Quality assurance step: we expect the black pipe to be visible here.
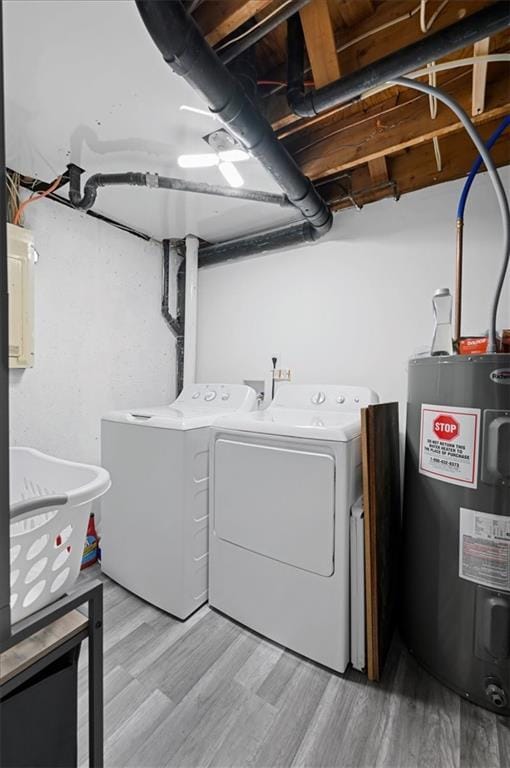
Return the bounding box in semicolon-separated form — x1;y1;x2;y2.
226;35;259;104
10;168;153;241
287;3;510;117
136;0;332;240
162;240;186;394
68;164;292;211
218;0;311;65
198;220;316;266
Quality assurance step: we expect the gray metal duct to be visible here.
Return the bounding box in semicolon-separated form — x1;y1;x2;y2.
198;220;316;267
68;165;293;211
136;0;332;263
287;3;510;117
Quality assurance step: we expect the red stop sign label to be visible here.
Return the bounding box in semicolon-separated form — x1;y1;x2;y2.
433;414;459;441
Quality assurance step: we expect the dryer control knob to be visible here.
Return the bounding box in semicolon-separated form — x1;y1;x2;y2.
337;395;346;404
204;391;217;401
311;391;326;405
192;392;200;399
221;393;230;401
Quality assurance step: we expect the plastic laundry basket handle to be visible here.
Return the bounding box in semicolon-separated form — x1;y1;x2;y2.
10;494;69;519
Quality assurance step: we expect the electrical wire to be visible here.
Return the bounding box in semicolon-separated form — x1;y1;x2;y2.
362;54;510;100
428;61;443;172
215;0;296;53
392;77;510;353
337;4;421;55
419;1;450;173
420;0;449;34
13;175;63;226
258;79;315;87
6;171;21;224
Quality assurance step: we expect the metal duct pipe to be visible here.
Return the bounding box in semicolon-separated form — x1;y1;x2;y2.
162;240;186;394
136;0;332;239
217;0;311;65
287;3;510;117
68;165;292;211
198;220;316;266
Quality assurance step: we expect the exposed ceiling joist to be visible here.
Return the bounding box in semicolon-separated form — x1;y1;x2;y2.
194;0;273;45
333;0;374;29
289;66;510;180
264;0;494;131
368;156;390;186
299;0;341;87
326;117;510;212
472;37;491;116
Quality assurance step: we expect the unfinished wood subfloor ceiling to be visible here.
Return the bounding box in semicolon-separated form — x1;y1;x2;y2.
192;0;510;211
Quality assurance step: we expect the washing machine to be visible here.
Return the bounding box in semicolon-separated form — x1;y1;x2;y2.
209;383;378;672
100;383;256;619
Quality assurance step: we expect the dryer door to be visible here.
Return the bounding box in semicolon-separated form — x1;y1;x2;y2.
213;437;335;576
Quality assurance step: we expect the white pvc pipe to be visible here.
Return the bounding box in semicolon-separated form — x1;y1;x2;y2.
183;234;199;386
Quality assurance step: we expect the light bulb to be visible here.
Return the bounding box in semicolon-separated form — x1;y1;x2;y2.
177;154;219;168
218;162;244;188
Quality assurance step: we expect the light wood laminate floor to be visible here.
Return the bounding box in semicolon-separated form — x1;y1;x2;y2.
77;567;509;768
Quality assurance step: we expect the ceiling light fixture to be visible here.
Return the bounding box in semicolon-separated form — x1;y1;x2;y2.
177;153;220;168
218;149;249;163
177;127;249;187
179;104;216;119
218;162;244;188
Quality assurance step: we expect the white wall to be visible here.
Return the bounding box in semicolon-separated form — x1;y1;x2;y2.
9;199;175;465
196;169;510;425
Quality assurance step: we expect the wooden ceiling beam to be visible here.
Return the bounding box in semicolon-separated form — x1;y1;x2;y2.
368;157;390;186
290;67;510;181
472;37;491;116
194;0;274;46
333;0;374;29
299;0;341;87
326;120;510;212
264;0;494;132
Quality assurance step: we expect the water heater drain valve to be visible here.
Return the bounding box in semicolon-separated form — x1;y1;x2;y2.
485;678;507;709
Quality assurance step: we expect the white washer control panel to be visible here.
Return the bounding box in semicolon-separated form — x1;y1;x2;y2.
176;383;257;410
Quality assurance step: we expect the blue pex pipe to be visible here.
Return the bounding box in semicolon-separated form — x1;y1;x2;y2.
457;115;510;221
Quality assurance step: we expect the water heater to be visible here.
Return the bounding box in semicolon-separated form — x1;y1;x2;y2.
403;354;510;713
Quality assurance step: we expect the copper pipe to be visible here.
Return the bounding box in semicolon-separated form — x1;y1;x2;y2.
454;218;464;347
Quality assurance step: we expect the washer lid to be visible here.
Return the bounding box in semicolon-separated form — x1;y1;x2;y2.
102;383;257;430
213;384;379;442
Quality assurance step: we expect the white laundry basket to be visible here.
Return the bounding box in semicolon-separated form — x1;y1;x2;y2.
9;447;111;625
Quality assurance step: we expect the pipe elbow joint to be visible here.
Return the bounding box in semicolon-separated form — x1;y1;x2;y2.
286;91;317;119
70;180;98;211
311;210;333;239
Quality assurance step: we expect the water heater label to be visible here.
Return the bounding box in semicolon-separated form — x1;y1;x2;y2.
419;404;480;488
490;369;510;385
459;507;510;592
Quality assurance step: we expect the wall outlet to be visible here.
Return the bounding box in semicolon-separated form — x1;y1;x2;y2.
274;368;291;381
